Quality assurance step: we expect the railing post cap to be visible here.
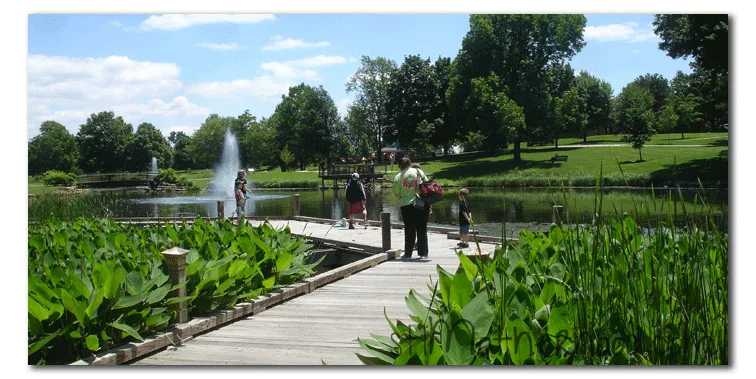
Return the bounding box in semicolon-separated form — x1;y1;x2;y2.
161;247;189;257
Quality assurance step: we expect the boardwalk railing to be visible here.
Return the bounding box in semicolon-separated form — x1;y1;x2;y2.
318;162;390;187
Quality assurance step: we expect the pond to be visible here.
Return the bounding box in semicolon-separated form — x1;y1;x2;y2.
109;186;728;235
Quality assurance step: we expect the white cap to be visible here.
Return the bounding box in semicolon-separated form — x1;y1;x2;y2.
352;173;359;179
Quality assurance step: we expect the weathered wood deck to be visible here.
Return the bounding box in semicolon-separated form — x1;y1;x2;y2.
133;219;500;365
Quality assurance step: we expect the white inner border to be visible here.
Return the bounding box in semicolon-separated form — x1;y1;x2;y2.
24;9;744;376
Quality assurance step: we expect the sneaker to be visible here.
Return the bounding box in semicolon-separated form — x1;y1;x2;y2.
399;254;413;260
418;255;428;259
364;224;368;229
349;225;355;229
459;243;469;248
457;241;465;246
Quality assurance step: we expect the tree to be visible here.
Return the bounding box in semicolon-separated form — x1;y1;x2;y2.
469;73;526;153
448;14;586;164
28;121;80;175
168;131;194;170
343;103;373;157
630;73;670;115
654;15;728;131
242;117;278;169
430;57;456;154
233;109;256;167
656;104;679;142
575;72;613;139
279;144;295;172
271;84;340;170
554;87;584;148
191;114;235;169
126;123;172;172
615;85;656;161
346;56;398;161
653;14;728;74
77;111;133;173
385;55;439;149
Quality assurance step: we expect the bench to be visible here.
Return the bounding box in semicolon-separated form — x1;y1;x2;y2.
550;155;568;163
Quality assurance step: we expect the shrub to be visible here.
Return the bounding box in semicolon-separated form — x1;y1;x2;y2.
41;170;77;186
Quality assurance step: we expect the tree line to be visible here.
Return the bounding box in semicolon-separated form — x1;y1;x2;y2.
28;14;728;175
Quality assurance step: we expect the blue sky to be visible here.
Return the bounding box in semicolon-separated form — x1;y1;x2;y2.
27;13;694;138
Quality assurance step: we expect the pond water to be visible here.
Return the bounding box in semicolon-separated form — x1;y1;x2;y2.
108;186;728;235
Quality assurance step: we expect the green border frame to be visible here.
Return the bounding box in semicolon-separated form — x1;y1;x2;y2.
10;4;746;377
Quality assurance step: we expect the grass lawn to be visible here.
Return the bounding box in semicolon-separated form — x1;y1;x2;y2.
27;132;729;192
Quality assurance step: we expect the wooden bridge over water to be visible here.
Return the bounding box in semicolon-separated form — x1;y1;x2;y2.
318;161;392;188
76;172;158;189
78;214;504;366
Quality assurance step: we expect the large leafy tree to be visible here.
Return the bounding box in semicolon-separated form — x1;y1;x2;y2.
28;121;80;175
233;109;256;167
653;14;728;74
343;103;373;158
469;73;526;153
77;111;133;173
168;131;194;170
190;114;236;169
575;72;613;139
385;55;440;151
553;87;584;148
242;116;278;169
271;83;340;170
629;73;670;115
430;57;455;154
615;85;656;161
653;14;728;131
345;56;397;161
448;14;586;163
126;123;172;172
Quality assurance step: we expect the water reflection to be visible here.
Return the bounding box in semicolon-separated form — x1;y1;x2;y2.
113;186;727;230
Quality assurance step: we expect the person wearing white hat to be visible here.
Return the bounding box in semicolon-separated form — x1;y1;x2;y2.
344;172;367;229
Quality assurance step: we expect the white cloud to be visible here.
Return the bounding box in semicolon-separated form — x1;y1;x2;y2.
194;42;247;51
630;49;640;54
187;55;353;102
27;54;212;137
583;22;659;43
262;35;331;51
140;14;275;31
108;20;134;32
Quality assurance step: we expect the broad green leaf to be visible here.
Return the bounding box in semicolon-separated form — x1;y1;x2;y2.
547;304;574;349
28;330;61;355
456;250;478;281
261;276;275;289
113;293;149;309
146;284;171;305
86;288;105;318
59;288;85;325
109;322;143;341
85;335;100;352
68;271;92;299
506;318;536;365
276;251;293;273
29;234;45;251
405;289;431;321
460;291;495;342
125;271;145;295
28;297;50;322
449;266;473;310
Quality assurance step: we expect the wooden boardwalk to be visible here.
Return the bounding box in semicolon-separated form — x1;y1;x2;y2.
133;219;500;365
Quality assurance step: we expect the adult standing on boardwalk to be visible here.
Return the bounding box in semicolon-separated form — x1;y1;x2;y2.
234;169;248;222
392;157;430;259
345;173;367;229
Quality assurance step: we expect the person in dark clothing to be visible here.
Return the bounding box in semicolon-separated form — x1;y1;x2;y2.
345;173;368;229
392;157;430;259
457;188;471;248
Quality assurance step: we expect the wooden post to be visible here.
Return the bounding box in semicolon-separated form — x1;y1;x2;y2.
160;247;189;323
217;200;224;220
293;194;301;216
552;205;563;226
381;212;391;251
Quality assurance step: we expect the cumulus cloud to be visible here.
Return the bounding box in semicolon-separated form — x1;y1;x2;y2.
27;54;210;137
140;14;275;31
262;35;331;51
187;55;353;102
194;42;247;51
583;22;658;43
